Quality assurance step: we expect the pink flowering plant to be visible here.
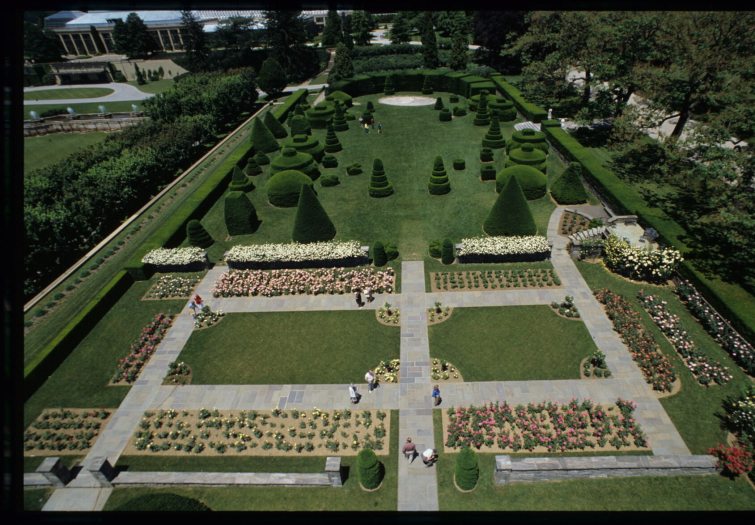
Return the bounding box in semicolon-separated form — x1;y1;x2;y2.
444;398;649;452
112;313;174;384
212;267;395;297
638;291;732;385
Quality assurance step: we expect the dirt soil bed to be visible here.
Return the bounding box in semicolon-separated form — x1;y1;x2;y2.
430;270;560;292
24;408;113;456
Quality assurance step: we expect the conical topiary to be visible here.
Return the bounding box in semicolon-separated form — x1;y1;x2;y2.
455;447;479;491
254;151;270;166
244;157;262;176
229;165;255;192
291;182;336;243
482;117;506;149
372;240;387;266
267;169;314;207
332;101;349;131
422;75;434;95
324;121;342;153
434;97;444;110
263;110;288;139
368;158;394;198
441;238;454;264
473;92;491;126
251;117;280;153
366;101;375;113
483;175;537;236
224;191;260;235
289;114;312;136
551;162;589;204
428;156;451;195
357;448;382;490
383;75;395;95
186;219;214;248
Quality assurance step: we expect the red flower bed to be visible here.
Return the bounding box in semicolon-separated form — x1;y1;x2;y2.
709;443;754;478
112;313;174;384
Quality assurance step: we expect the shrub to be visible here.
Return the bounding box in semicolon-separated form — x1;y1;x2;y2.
385;242;399;261
250;117;280;153
429;240;442;258
439;108;452;122
357;448;382;489
186;219;214;248
452;106;467;117
267;169;314;207
491;76;548;122
455;447;479;490
482;117;506;149
326;90;353;107
366;101;375;112
291;184;336;243
324;122;342;153
480;148;494;162
373;241;388;266
332;102;349;131
114;493;210;511
263;110;288;139
347;163;363;176
281;133;325;164
441;238;455;265
449;94;459;103
224;191;260;236
270;146;319;179
434;97;444;110
473;92;491;126
551;162;589;204
369;159;394;198
322;155;338;168
453;159;465;170
254;151;270;166
289;114;312;136
422;75;434;94
383;76;395;95
428;156;451;195
321;174;340;186
495;165;547;199
709;443;753;478
228;165;254;192
305;102;337;128
484;176;537;236
508;128;548;153
480;164;496;181
244;157;262;176
505;144;547;173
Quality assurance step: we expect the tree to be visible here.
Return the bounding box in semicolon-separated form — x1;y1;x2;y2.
330;43;354;81
483;175;536;236
455;447;479;490
341;13;354;49
264;11;309;79
420;12;440;69
357;449;382;489
181;10;209;68
321;9;342;47
186;219;214;248
291;184;336;243
472;11;526;69
449;30;468;71
390;12;413;44
351;11;373;46
112;13;158;59
24;21;62;62
257;57;287;100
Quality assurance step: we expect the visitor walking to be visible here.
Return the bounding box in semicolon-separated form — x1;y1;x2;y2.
402;437;417;460
422;448;438;466
349;383;360;404
365;287;374;303
364;122;369;134
194;294;203;308
188;299;198;318
365;369;376;392
354;289;363;307
432;384;442;406
377;122;383;134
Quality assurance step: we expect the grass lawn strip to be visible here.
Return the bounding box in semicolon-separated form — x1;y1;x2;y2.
23;408;112;455
24;132;109;175
24;87;114;100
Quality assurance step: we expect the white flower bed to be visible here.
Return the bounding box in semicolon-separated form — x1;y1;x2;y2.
226;241;364;264
458;236;551;256
603;235;682;282
142;247;207;268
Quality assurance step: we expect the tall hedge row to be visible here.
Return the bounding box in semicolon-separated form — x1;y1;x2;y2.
490;76;547;122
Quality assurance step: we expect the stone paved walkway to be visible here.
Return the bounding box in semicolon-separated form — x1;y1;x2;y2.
41;206;692;511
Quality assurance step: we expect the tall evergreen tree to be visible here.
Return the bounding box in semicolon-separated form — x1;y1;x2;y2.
420;12;440;68
291;184;336;243
483;176;536;236
321;9;343;47
23;21;62;62
390;12;413;44
330;43;354;80
258;57;288;100
264;11;308;78
112;13;158;59
341;13;354;48
449;30;468;71
351;11;373;46
180;10;209;67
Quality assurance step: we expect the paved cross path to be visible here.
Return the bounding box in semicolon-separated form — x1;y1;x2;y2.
41;206;690;511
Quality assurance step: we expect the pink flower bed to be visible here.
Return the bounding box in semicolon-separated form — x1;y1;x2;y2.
112;313;174;384
444;399;649;452
212;267;395;297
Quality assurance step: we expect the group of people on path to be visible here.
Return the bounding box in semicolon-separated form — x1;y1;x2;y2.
354;287;374;307
349;368;378;404
402;437;438;466
358;116;383;134
187;294;203;318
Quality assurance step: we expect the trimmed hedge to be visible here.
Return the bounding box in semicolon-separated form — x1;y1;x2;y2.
346;163;363;176
505;144;547;174
452;106;467;117
428;156;451;195
263;110;288;139
114;493;211;512
453;159;465;170
439;108;452;122
480;148;494;162
473;92;491;126
267;169;315;207
455;447;479;491
250;117;279;154
305;101;336;129
480;164;496;181
441;238;455;264
484;175;536;236
369;158;394;198
229;165;254;192
186;219;214;248
332;102;349;131
508;128;548;153
373;240;387;266
272;89;309;121
320;174;340;186
357;448;383;490
325;90;353;107
270;147;319;179
243;157;261;176
254;151;270;166
434;97;444;110
291;184;336;243
224;191;260;236
496;165;547;199
281;133;325;163
491;76;547;122
429;239;442;258
550;162;589;204
289;114;312;136
482;117;506;149
321;155;338;168
324;122;342;153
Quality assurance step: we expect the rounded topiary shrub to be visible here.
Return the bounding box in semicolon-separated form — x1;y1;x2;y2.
305;102;336;129
441;238;455;265
480;148;494;162
429;239;442;259
289;114;312;136
357;448;383;490
373;240;387;266
244;157;262;176
508;128;548;153
186;219;214;248
496;165;547;199
254;151;270;166
322;155;338;168
453;159;465;170
270;146;320;180
291;184;336;243
326;90;353;107
114;493;210;511
434;97;444;110
439;108;452;122
229;165;255;192
551;162;589;204
505;144;547;173
346;163;362;176
455;447;479;491
494;106;517;122
452;106;467;117
480;164;496;181
267;169;315;207
321;174;340;187
281;134;325;164
225;191;260;236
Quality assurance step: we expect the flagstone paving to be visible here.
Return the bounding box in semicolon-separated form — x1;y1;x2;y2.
41;206;691;511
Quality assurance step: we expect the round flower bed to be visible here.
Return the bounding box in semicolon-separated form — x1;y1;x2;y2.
376;303;400;326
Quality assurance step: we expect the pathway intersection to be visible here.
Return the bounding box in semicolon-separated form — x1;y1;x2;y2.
40;206;691;511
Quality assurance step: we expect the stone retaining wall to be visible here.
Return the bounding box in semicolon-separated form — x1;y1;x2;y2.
494;455;717;484
24;116;146;136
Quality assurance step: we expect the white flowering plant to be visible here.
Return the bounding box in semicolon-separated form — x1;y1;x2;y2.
142;247;207;269
226;241;366;266
457;236;551;261
603;235;682;283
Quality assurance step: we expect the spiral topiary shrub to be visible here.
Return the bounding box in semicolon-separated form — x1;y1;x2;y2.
482;117;506;149
484;175;537;236
428;156;451;195
434;97;444;110
473;92;491;126
422;75;434;94
263;110;288;139
357;448;383;490
506;143;547;173
229;165;255;192
495;165;547;199
480;164;496;181
305;101;336;129
251;118;280;153
281;133;325;164
321;174;340;187
369;158;394;198
332;101;349;131
480;148;494;162
372;240;387;266
244;157;262;176
225;191;260;236
289;114;312;136
266;169;314;207
452;106;467;117
291;184;336;243
322;154;338;168
439;108;452;122
270;147;320;180
453;159;465;170
550;162;589;204
254;151;270;166
186;219;214;248
455;447;479;491
441;238;455;264
384;76;395;95
508;128;548;153
324;122;342;153
346;163;363;176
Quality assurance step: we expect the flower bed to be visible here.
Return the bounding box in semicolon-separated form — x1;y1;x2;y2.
560;211;592;236
443;399;648;452
142;247;207;272
193;305;225;329
603;235;682;283
225;241;369;269
163;361;192;385
638;291;732;385
376;303;400;325
374;359;400;384
676;279;755;375
213;267;395;297
595;289;677;392
144;274;200;300
430;269;559;291
551;296;580;318
112;313;174;384
125;408;390;456
24;409;111;454
428;302;452;324
456;236;551;263
431;358;462;381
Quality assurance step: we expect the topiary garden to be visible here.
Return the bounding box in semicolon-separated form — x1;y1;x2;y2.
266;169;315;207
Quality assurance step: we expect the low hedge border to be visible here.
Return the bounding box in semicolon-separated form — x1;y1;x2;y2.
226;256;370;270
490;76;547;123
24;270;133;399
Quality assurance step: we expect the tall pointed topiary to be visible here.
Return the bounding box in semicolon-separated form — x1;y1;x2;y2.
455;447;479;491
357;448;383;490
434;97;444;110
428;156;451;195
291;184;336;243
251;118;279;153
324;121;342;153
473;91;491;126
263;110;288;139
441;238;455;264
551;162;589;204
244;157;261;176
186;219;214;248
332;101;349;131
366;101;375;113
372;241;387;266
422;75;434;94
224;191;260;236
483;175;537;236
368;158;394;198
229;165;255;192
482;117;505;149
384;75;395;95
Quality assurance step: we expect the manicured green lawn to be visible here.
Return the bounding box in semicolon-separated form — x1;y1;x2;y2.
23;488;54;511
105;411;399;511
429;305;598;381
24;455;82;473
23;101;144;116
127;79;174;94
24;87;114;100
178;311;400;384
195;92;563;263
24;132;109;174
576;260;752;454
